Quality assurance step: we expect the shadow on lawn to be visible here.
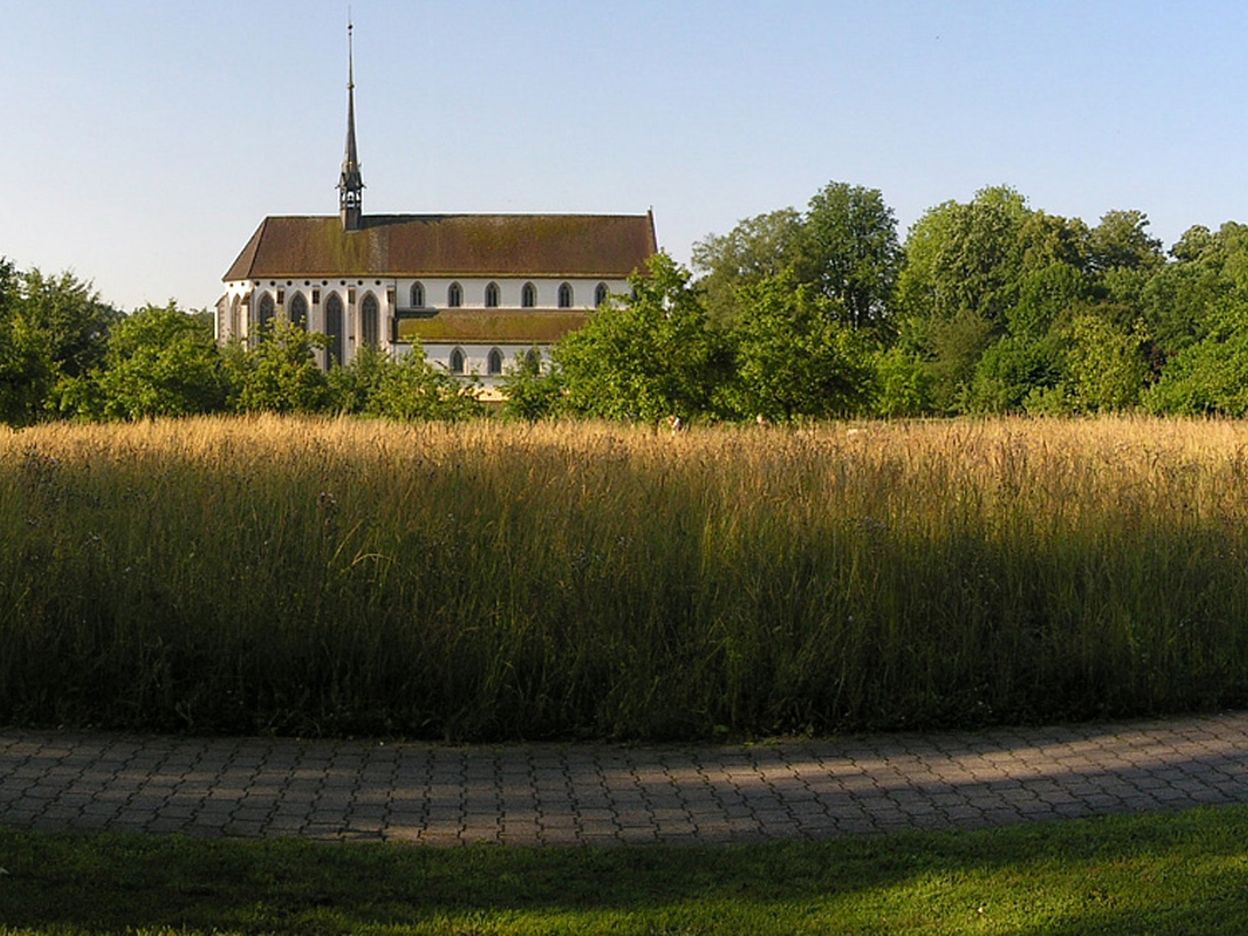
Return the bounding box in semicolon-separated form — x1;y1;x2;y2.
3;806;1248;933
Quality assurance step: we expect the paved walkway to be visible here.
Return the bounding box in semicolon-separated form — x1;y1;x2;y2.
2;712;1247;845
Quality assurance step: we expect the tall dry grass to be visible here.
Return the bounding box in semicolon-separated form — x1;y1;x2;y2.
3;415;1248;739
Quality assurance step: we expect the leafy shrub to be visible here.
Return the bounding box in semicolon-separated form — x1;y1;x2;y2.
366;345;483;422
500;349;562;421
83;303;228;420
228;319;330;414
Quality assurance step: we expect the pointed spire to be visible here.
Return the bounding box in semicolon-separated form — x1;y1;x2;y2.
338;15;364;231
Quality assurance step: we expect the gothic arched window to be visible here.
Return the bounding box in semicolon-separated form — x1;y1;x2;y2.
521;282;537;308
324;293;344;367
594;283;609;308
258;292;276;335
449;347;465;374
558;282;573;308
448;282;463;308
487;348;504;375
229;295;241;339
289;292;308;330
361;293;380;349
484;282;500;308
410;282;425;308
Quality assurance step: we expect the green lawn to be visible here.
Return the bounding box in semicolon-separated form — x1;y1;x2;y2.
3;805;1248;934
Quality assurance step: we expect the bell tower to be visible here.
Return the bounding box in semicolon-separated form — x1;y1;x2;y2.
337;19;364;231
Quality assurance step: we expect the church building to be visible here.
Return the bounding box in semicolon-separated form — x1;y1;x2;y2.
217;23;657;389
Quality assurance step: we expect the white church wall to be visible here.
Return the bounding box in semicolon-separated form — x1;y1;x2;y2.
419;342;551;390
220;274;629;370
395;277;627;310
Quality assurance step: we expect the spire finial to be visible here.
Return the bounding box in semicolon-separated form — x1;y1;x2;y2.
338;13;364;230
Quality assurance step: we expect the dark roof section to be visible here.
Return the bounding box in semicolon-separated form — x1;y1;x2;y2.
396;310;590;344
223;213;658;281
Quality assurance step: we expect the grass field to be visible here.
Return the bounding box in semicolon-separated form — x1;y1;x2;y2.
3;805;1248;934
4;415;1248;740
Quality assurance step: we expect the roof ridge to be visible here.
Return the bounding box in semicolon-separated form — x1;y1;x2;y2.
259;212;654;220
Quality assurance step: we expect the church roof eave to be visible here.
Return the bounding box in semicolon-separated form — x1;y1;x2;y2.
221;213;658;283
222;218;269;282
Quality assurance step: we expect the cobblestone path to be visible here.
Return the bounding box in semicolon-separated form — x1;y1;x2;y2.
2;712;1246;845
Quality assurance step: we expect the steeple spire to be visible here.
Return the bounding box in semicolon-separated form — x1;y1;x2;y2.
338;16;364;231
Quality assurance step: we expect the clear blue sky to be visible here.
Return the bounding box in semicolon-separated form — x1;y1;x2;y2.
3;0;1247;311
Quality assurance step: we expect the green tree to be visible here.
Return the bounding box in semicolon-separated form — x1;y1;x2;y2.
0;265;122;420
1008;211;1094;338
0;258;15;313
1089;210;1164;274
910;309;996;413
328;342;390;414
691;209;803;324
555;253;723;422
17;268;120;379
798;181;902;331
230;318;330;413
967;335;1061;414
366;345;483;422
78;303;228;420
1064;313;1150;412
1009;261;1091;340
693;181;902;332
1141;222;1248;362
871;345;933;417
897;186;1031;326
1019;211;1092;272
500;348;562;421
724;274;873;420
0;260;54;425
1144;298;1248;415
0;311;55;427
1170;224;1217;263
897;189;1125;413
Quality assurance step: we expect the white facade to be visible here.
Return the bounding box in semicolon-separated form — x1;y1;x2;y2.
217;275;628;387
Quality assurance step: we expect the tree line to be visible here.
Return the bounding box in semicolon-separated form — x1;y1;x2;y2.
0;259;479;426
517;183;1248;422
5;181;1248;426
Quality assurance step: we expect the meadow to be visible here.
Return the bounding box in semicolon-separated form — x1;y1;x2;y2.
2;415;1247;740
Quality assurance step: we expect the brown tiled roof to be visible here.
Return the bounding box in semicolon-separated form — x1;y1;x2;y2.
396;311;589;344
223;213;657;281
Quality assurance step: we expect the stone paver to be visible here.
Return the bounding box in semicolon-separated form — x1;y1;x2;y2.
1;712;1247;845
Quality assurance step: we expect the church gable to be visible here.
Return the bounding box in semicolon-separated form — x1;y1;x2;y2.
223;213;657;281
